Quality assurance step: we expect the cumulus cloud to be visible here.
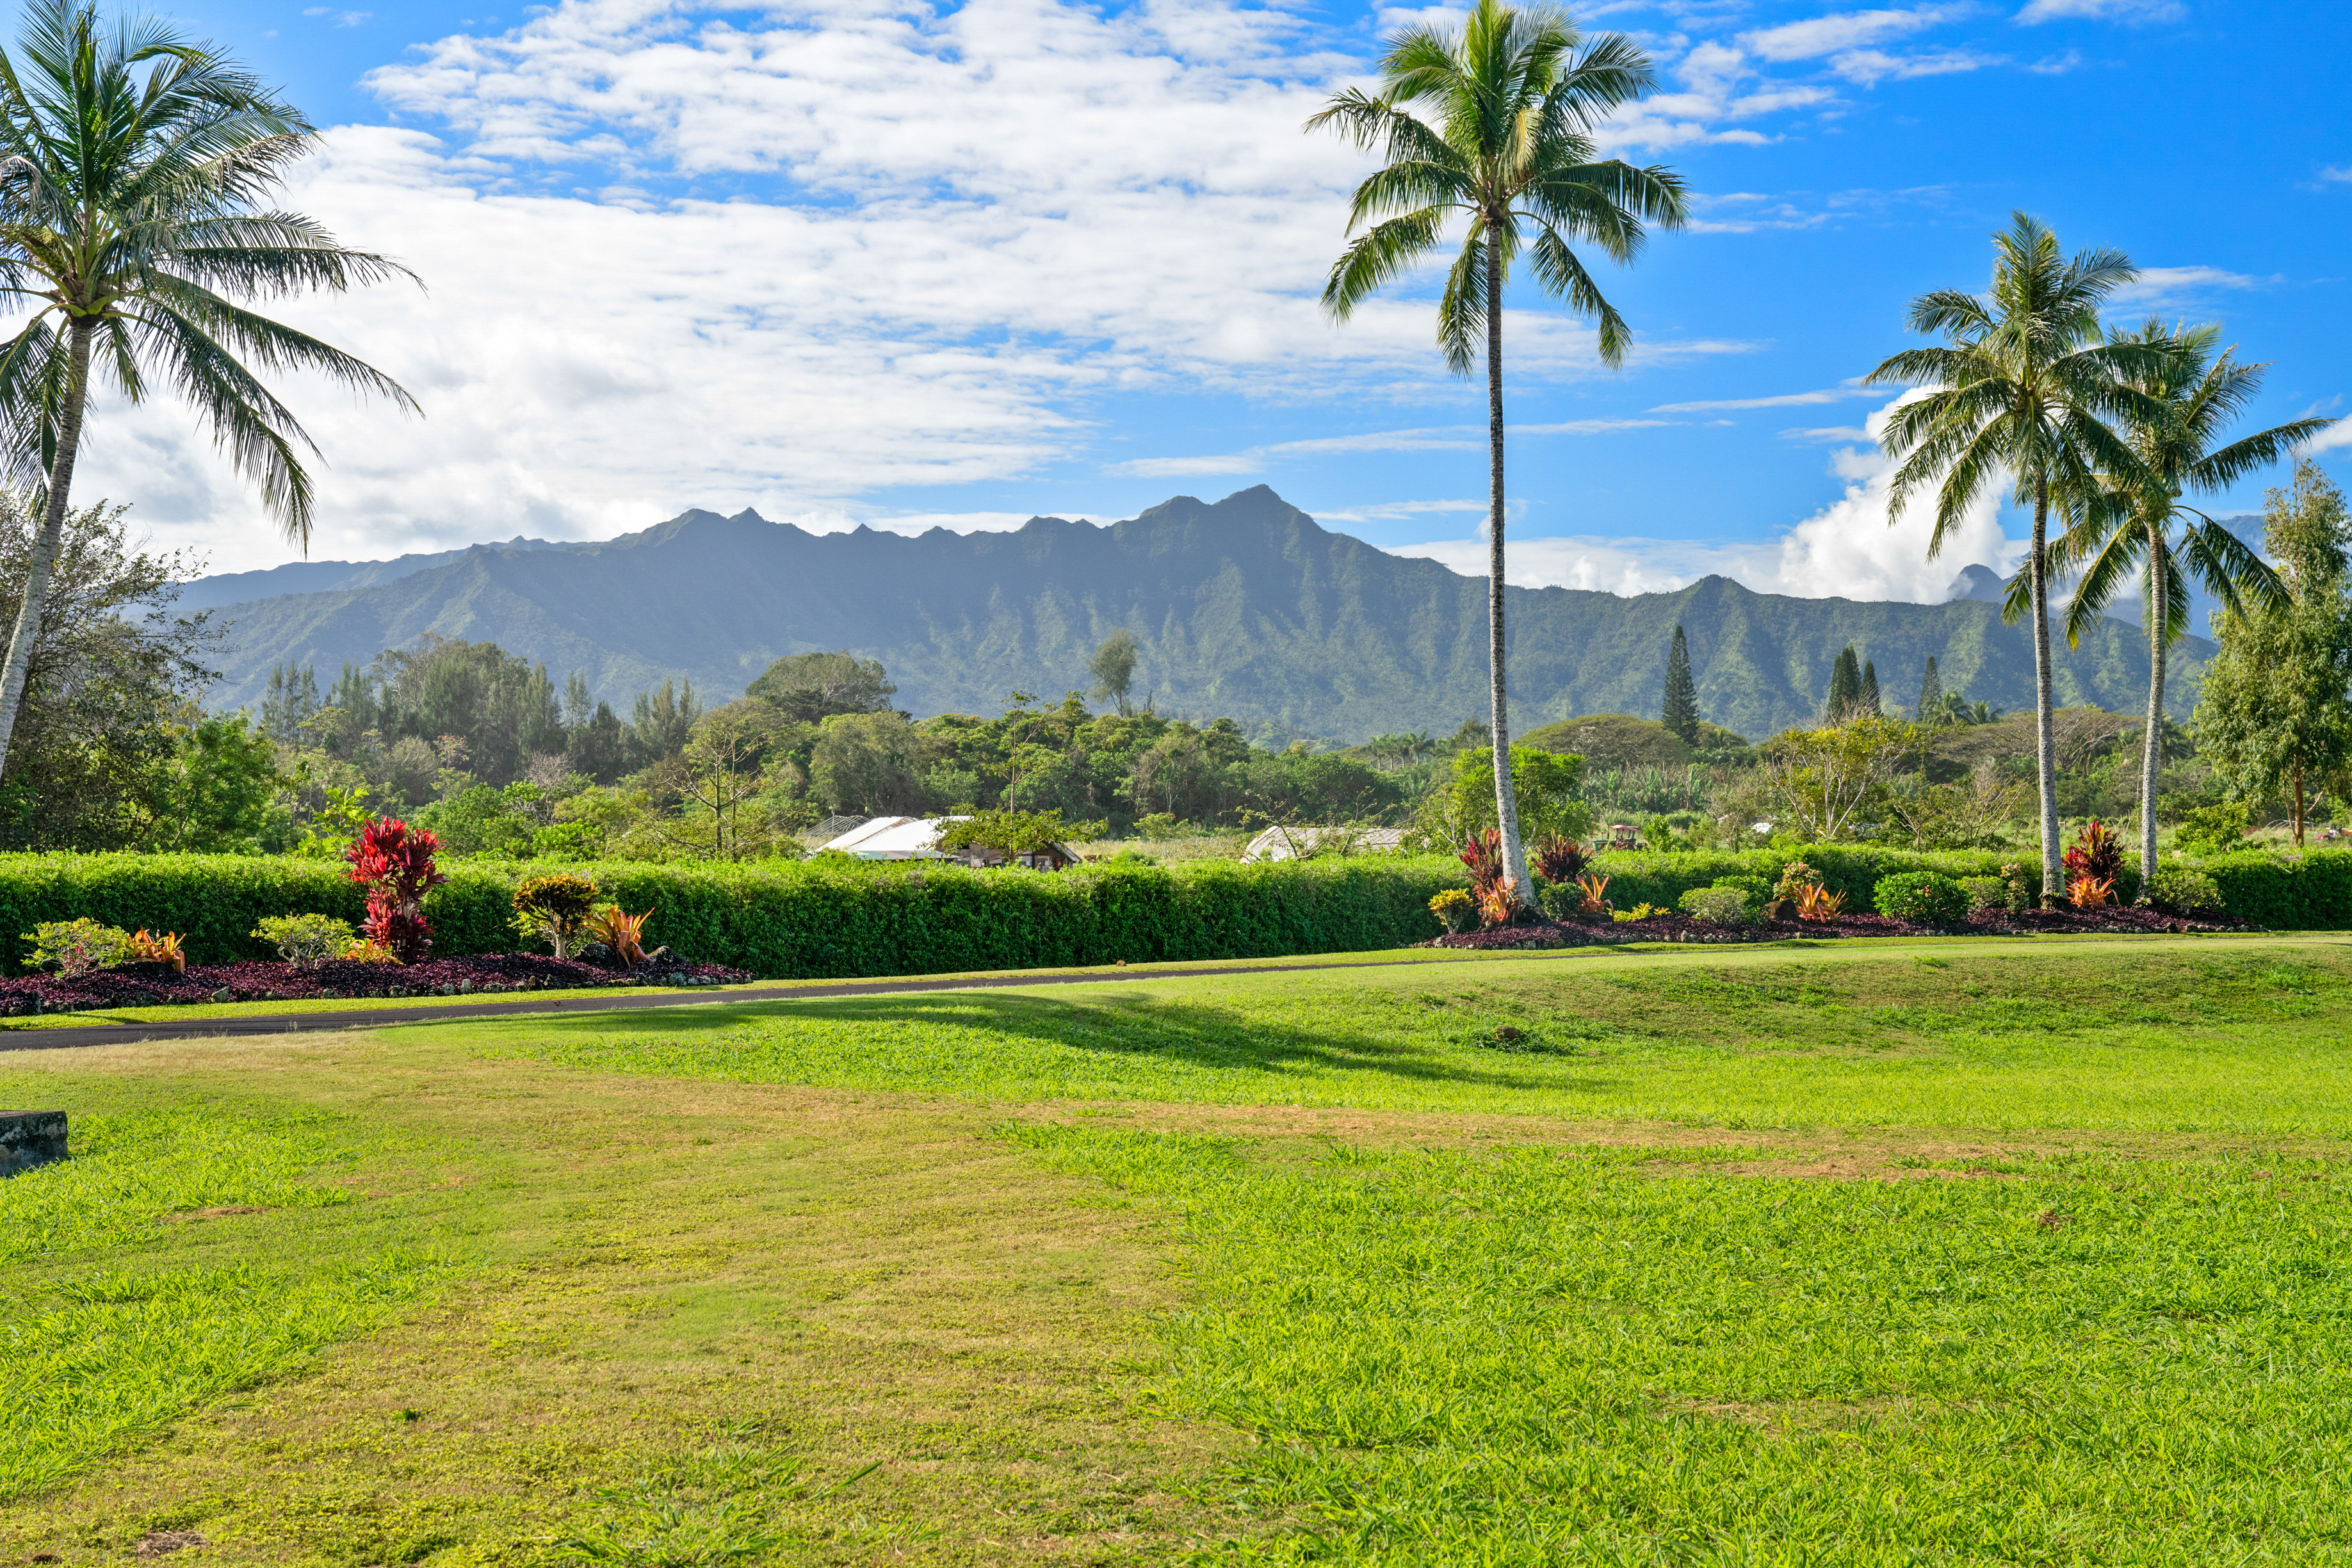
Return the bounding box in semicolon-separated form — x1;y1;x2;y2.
2108;264;2272;307
2305;419;2352;456
1738;6;1967;63
1386;396;2015;601
56;0;1812;572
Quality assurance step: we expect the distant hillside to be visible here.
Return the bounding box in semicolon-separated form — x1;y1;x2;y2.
196;486;2206;741
175;536;573;613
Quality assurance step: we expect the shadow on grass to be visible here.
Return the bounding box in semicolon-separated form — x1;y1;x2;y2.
480;987;1625;1097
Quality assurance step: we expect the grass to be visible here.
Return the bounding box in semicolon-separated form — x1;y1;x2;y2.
3;933;2352;1563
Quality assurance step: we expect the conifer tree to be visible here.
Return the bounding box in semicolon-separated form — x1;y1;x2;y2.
1917;656;1943;722
1860;659;1882;718
1826;645;1862;720
1660;624;1700;745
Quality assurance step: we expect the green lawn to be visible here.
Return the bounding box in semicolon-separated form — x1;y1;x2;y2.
3;933;2351;1564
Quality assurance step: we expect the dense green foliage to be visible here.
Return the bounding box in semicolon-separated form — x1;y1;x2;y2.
202;489;2207;743
1872;869;1970;925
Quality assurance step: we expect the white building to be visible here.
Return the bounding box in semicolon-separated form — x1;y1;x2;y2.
815;815;1076;869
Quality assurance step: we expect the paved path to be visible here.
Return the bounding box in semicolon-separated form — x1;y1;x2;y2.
0;955;1447;1052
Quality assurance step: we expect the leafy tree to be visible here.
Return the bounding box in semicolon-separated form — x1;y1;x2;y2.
628;677;701;769
0;0;416;784
2056;322;2330;884
1308;0;1686;909
1860;659;1881;718
644;700;797;860
565;700;628;784
1916;656;1943;722
0;494;218;848
1867;213;2155;905
936;809;1093;859
138;712;282;850
2193;461;2352;848
1443;745;1590;848
1826;645;1862;720
1086;629;1140;717
1659;624;1699;745
809;709;926;815
1760;716;1924;843
746;651;896;724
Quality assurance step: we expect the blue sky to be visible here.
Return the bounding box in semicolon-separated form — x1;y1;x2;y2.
82;0;2352;595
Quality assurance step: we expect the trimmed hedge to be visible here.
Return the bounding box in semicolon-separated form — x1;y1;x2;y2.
0;853;1470;979
1584;846;2048;912
8;842;2349;980
2195;851;2352;929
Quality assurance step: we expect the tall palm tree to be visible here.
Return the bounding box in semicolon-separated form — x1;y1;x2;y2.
2054;320;2330;888
1865;213;2156;906
0;0;417;779
1308;0;1685;905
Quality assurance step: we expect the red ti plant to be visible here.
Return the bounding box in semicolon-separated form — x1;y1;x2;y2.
345;817;447;964
2063;820;2123;891
1459;828;1505;900
1532;833;1589;885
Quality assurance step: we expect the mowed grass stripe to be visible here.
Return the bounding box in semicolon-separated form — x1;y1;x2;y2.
1014;1124;2352;1565
457;939;2352;1135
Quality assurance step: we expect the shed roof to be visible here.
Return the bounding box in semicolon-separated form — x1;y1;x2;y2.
816;815;965;858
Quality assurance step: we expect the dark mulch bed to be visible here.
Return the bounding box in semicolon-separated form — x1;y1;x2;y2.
1422;904;2246;950
0;951;755;1016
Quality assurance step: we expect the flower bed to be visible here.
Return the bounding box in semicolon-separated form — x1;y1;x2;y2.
1422;903;2246;950
0;951;754;1015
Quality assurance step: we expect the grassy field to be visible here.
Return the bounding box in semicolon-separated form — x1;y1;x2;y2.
4;932;2351;1564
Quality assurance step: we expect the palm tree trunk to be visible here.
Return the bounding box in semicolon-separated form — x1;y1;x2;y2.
0;318;93;781
2031;476;2060;908
1483;236;1532;907
2293;761;2306;850
2139;516;2165;895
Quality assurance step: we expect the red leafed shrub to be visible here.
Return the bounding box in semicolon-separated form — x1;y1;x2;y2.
1459;829;1505;899
345;818;448;964
1532;834;1589;885
2063;820;2123;889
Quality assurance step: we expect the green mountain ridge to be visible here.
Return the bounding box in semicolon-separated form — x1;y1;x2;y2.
200;485;2204;741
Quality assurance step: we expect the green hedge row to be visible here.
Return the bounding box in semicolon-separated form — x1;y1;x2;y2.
5;842;2344;981
1582;846;2065;910
0;853;1471;978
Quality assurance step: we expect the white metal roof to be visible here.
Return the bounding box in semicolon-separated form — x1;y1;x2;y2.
816;815;967;858
1241;825;1410;862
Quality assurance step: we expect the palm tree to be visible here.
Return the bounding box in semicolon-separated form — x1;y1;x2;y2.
1865;213;2157;906
2054;319;2331;888
0;1;418;779
1308;0;1685;906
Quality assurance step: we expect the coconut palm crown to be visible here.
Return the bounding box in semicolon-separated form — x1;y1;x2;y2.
1864;212;2161;907
1308;0;1686;903
0;0;418;779
2054;319;2333;885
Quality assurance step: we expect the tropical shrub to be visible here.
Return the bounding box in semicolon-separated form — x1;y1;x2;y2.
347;818;447;964
1677;886;1752;927
2069;875;2115;909
1774;861;1822;901
126;929;186;972
1571;873;1610;916
252;914;357;967
513;874;601;960
1613;901;1665;923
2064;820;2124;887
531;822;603;859
1475;880;1525;930
1459;829;1504;899
1873;871;1970;926
1708;875;1772;916
22;918;130;974
2175;802;2251;857
1427;888;1473;933
2145;864;2223;914
1796;884;1846;922
1957;876;2008;914
586;905;654;967
1531;834;1589;885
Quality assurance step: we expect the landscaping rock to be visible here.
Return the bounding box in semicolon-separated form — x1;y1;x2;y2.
1;1110;67;1176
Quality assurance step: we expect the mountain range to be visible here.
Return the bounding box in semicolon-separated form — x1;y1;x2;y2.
189;485;2205;742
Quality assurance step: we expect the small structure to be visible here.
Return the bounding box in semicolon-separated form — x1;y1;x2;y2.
815;815;1076;871
1;1110;66;1176
1606;823;1641;850
1242;825;1409;863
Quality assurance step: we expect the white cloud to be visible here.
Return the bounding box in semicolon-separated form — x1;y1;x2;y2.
1107;417;1678;477
1651;382;1872;412
2304;419;2352;456
2108;264;2273;307
49;0;1806;574
1828;46;1999;84
1387;396;2014;601
1780;424;1872;442
2015;0;2185;22
1738;6;1965;63
2317;165;2352;184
